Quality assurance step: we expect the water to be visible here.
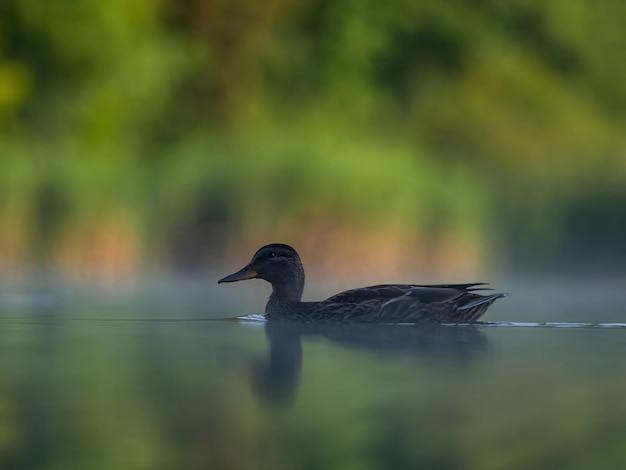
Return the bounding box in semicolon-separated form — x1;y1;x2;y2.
1;278;625;469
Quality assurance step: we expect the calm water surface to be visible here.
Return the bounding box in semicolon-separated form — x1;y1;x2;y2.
0;278;625;469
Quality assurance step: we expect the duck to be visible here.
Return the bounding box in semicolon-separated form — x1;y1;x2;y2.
218;243;506;323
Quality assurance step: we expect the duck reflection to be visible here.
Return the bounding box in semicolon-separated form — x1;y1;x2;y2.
251;321;489;404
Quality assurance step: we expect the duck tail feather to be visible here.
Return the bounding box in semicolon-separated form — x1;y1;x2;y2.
424;282;489;291
458;293;508;310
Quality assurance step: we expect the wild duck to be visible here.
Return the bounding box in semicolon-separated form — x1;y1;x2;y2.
218;243;506;323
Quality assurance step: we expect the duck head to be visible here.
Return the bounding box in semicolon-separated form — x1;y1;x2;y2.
218;244;305;301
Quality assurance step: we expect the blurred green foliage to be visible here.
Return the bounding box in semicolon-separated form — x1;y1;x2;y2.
0;0;625;275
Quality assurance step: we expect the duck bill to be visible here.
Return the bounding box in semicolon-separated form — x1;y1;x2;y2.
218;264;258;283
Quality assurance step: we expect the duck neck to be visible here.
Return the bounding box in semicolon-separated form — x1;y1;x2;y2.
267;270;305;311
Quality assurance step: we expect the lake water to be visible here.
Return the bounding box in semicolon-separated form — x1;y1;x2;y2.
0;277;625;469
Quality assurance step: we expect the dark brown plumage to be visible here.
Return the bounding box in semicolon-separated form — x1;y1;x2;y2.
218;243;506;323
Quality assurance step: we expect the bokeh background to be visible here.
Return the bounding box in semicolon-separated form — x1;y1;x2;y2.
1;0;625;282
2;4;626;470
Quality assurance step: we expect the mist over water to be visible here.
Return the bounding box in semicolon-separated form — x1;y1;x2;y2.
1;276;625;469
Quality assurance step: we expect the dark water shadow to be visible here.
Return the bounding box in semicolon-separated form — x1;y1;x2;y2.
251;321;489;405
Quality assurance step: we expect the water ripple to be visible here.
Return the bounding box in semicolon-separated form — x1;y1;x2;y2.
235;316;626;329
236;314;267;325
478;321;626;329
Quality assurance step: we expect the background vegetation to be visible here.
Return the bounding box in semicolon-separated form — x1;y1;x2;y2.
1;0;625;279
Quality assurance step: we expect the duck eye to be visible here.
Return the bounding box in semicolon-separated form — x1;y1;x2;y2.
269;252;276;259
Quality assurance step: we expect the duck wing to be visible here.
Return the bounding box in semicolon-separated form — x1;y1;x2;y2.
324;283;487;304
319;283;505;323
